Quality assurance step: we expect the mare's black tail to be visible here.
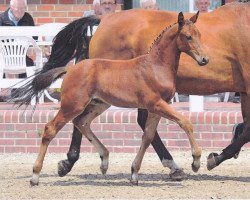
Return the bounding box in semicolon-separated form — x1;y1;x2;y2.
8;15;100;107
42;15;100;73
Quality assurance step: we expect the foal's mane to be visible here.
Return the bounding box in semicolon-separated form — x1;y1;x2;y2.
148;22;177;53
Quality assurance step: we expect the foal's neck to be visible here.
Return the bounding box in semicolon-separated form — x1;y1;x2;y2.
148;24;180;73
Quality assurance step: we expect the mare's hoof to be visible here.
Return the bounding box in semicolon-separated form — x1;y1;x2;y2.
100;166;108;175
58;160;71;177
233;151;240;159
207;153;218;170
169;169;187;181
130;179;139;186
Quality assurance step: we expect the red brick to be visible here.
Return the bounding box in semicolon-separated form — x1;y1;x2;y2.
32;11;50;17
168;140;190;147
15;139;36;146
51;12;68;17
60;0;76;3
123;140;141;146
221;112;229;124
102;139;123;146
102;124;124;131
48;146;68;153
197;140;212;147
168;124;182;132
29;0;41;3
113;147;136;153
212;141;230;148
212;111;220;124
37;5;55;11
37;18;54;24
205;111;213;124
54;18;72;23
54;5;73;11
58;139;71;145
112;132;134;139
80;146;92;152
42;0;58;3
0;147;4;153
15;124;37;131
0;139;14;145
5;132;26;138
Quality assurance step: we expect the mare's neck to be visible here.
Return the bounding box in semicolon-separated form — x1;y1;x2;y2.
148;25;181;74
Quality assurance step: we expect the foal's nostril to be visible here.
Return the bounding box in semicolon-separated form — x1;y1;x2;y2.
202;57;208;65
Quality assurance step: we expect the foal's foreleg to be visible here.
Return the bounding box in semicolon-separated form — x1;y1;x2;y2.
152;100;202;172
137;109;186;180
72;102;111;174
131;113;161;185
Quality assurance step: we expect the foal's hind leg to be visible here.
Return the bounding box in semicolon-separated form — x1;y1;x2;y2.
57;99;110;177
131;113;161;185
30;106;87;186
151;100;202;172
137;109;186;181
72;102;111;174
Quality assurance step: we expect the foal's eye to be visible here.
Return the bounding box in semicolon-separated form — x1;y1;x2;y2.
186;36;192;40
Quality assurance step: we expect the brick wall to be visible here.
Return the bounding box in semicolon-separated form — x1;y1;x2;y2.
0;1;122;25
0;107;249;154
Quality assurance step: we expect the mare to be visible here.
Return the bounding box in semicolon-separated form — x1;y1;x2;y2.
27;12;208;186
11;2;250;179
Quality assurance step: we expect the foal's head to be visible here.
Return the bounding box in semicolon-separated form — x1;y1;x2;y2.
177;12;209;66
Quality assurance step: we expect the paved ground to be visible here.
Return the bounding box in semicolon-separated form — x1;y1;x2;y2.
0;150;249;199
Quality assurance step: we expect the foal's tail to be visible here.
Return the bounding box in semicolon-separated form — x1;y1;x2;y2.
42;15;101;73
9;67;67;107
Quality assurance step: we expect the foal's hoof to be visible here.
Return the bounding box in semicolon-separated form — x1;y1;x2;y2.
30;178;39;187
100;166;108;175
207;153;218;171
169;169;187;181
191;160;200;173
58;160;71;177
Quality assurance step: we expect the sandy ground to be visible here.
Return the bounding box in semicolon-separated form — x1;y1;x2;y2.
0;150;250;200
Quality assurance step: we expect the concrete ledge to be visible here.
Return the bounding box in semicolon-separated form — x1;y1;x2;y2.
0;102;249;153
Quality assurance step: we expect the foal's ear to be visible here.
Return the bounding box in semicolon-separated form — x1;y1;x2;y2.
178;12;185;28
190;11;199;24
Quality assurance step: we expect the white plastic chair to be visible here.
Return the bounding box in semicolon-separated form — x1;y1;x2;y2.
0;36;58;105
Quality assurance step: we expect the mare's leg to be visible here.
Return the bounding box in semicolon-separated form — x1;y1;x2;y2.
57;99;109;177
57;46;92;177
131;113;161;185
207;93;250;170
151;100;202;172
137;109;186;180
71;102;111;174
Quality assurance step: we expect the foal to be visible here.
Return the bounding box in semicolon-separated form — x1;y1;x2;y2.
30;12;208;186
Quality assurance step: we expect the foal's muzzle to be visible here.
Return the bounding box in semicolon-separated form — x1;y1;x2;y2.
198;56;209;66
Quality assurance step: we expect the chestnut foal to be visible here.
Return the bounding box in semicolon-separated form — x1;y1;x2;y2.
30;12;208;186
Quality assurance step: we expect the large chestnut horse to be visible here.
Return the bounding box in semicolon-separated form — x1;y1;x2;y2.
28;12;207;186
11;2;250;179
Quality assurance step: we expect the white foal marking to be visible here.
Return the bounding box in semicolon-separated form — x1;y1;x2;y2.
31;173;40;185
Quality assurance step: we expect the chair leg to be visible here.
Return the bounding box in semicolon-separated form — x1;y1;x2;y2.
44;90;59;103
224;92;230;102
